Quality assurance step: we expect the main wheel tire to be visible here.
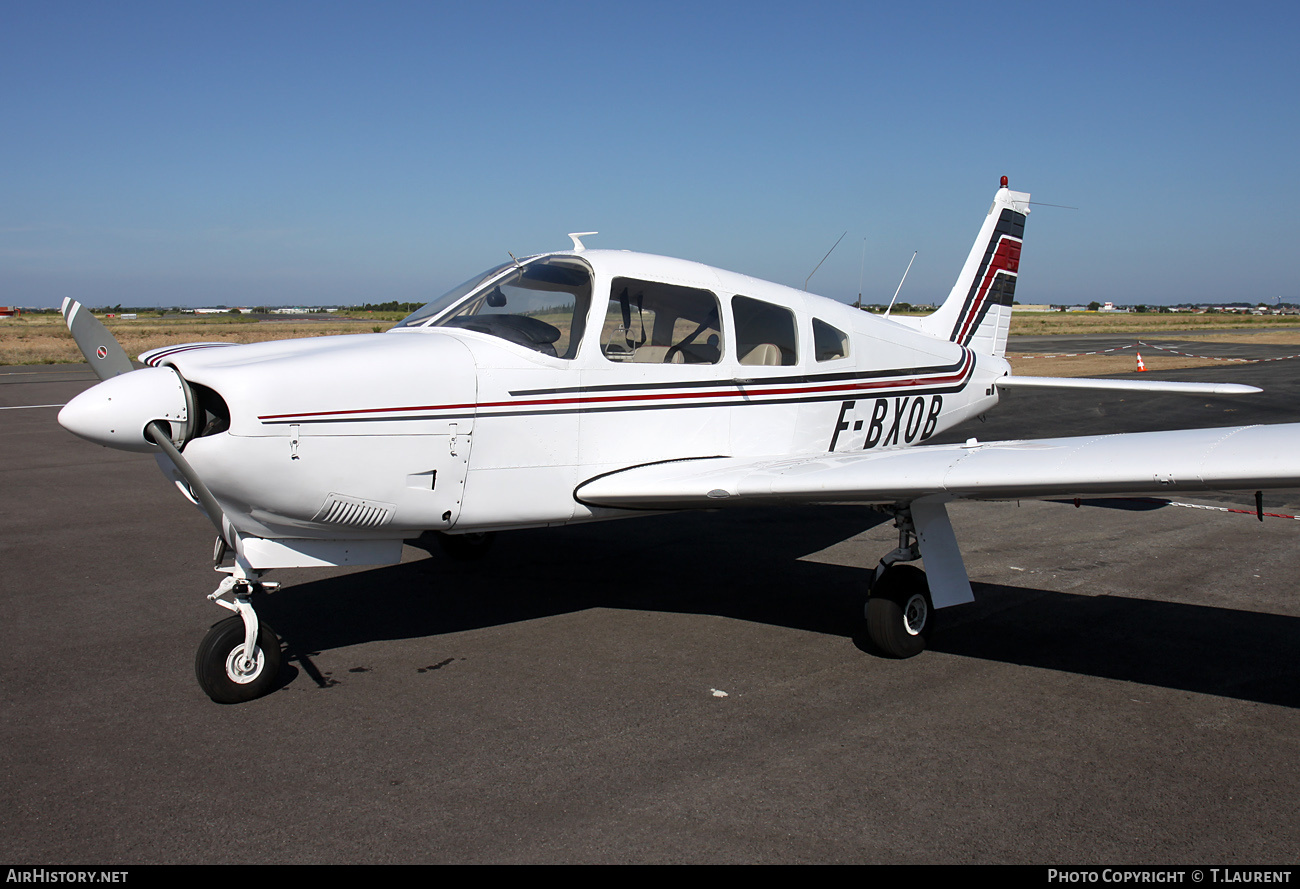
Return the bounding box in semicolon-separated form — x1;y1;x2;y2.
195;616;281;704
436;530;496;561
866;565;934;659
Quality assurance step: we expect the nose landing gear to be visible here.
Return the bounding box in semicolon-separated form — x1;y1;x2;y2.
196;615;281;704
195;556;282;704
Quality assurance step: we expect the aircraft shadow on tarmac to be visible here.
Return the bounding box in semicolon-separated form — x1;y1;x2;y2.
250;504;1300;709
935;588;1300;709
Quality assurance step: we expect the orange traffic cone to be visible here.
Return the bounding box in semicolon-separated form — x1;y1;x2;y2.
1136;353;1147;372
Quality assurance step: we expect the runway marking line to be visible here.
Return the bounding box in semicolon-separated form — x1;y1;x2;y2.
1096;496;1300;521
1014;341;1300;362
1163;500;1300;521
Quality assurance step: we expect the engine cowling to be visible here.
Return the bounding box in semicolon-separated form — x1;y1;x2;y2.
58;366;194;452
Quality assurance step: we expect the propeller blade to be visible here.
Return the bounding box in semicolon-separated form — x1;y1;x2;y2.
61;298;135;380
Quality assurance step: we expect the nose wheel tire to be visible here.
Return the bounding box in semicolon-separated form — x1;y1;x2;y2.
866;565;934;659
195;615;282;704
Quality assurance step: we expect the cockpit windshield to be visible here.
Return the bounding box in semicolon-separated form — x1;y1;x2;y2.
394;257;593;359
393;261;515;329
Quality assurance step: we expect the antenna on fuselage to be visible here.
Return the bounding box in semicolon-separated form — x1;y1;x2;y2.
856;238;866;309
883;251;917;317
804;230;847;291
568;232;598;253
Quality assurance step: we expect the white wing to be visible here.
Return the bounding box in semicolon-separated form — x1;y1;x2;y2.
576;424;1300;509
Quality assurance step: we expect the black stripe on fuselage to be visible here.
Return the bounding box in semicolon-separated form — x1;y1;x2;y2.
506;354;970;397
258;379;972;426
258;377;975;425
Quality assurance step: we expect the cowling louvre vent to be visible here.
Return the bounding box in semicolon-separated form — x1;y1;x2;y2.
311;494;395;528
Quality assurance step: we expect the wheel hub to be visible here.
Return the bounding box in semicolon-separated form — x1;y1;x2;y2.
903;594;928;636
225;645;264;684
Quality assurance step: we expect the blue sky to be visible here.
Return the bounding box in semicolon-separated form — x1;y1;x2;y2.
3;1;1296;308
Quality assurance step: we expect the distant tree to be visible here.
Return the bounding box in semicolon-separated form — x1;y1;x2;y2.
1087;301;1101;311
229;308;242;315
359;300;423;313
1135;305;1148;313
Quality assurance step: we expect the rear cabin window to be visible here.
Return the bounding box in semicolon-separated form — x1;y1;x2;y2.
601;278;722;365
733;296;797;366
812;318;850;361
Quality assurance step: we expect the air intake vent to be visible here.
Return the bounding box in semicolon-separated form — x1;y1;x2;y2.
312;494;395;528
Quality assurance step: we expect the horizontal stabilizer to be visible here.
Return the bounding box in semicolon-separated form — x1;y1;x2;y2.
995;376;1260;396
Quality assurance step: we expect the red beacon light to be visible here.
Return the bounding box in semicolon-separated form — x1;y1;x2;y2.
1000;175;1009;188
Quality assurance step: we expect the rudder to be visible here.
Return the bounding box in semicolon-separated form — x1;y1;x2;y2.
915;178;1029;358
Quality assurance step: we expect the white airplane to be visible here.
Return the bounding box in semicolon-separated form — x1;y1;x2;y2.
56;177;1300;704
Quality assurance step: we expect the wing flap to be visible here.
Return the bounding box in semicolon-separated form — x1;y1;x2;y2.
575;424;1300;509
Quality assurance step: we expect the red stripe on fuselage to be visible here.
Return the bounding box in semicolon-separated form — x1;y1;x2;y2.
257;353;975;423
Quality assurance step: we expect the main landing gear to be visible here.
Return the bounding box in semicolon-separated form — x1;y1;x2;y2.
866;565;933;658
195;548;282;704
865;506;935;658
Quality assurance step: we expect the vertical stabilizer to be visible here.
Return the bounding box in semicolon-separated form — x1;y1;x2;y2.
915;178;1029;357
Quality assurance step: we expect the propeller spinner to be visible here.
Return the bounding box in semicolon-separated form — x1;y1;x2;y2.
57;300;234;549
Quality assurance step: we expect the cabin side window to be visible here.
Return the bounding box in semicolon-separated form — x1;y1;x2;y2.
733;296;797;366
812;318;850;362
601;278;722;365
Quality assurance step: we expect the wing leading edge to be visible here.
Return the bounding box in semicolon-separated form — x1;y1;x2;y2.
575;424;1300;510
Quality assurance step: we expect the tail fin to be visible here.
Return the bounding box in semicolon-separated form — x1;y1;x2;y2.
915;178;1029;357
